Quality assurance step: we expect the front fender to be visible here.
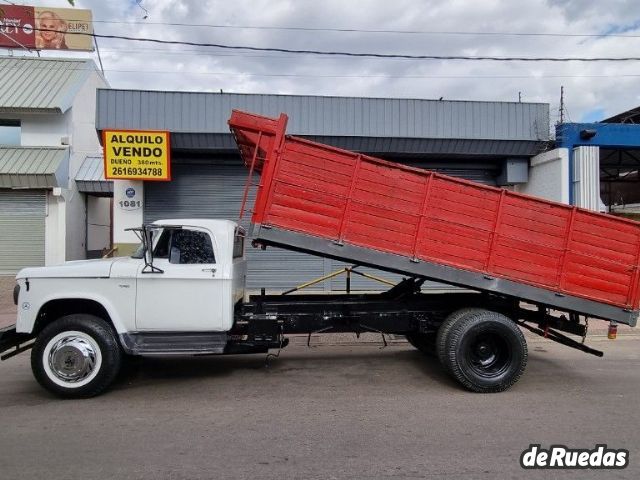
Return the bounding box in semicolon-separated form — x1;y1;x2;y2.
16;277;135;335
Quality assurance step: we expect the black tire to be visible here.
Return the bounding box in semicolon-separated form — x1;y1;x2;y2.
31;314;122;398
442;310;527;393
436;307;484;373
405;332;437;356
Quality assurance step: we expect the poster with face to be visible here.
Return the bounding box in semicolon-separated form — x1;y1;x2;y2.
34;7;93;51
0;5;93;51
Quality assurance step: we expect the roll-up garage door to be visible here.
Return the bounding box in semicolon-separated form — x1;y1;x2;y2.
143;161;326;291
0;190;46;274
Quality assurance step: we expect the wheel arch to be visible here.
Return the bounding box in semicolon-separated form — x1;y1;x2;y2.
32;296;126;336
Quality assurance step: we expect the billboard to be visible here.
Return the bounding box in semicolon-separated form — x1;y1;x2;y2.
0;5;93;51
103;131;172;182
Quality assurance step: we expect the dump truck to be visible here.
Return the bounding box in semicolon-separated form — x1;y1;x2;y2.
1;110;638;398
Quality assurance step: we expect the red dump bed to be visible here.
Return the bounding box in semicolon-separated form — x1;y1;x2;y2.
229;110;640;325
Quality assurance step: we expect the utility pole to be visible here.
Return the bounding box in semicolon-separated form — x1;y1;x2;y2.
559;86;565;124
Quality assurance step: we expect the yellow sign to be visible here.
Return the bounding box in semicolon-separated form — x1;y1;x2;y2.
103;130;171;181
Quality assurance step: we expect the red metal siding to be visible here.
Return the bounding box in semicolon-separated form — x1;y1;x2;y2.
229;110;640;310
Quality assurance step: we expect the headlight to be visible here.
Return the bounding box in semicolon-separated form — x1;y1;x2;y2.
13;284;20;305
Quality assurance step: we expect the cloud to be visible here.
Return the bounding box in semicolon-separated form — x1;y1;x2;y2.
14;0;640;122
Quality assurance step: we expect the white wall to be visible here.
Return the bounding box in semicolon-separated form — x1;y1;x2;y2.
70;72;107;172
515;148;569;204
61;71;109;261
573;146;600;211
18;111;70;147
45;190;66;266
113;180;144;245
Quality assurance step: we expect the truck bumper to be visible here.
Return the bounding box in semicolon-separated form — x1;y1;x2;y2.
0;325;35;360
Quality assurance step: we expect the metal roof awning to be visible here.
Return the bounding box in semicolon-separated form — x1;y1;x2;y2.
0;56;99;114
75;154;113;195
0;146;69;189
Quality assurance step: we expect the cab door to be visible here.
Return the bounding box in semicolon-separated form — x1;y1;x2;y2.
135;226;225;331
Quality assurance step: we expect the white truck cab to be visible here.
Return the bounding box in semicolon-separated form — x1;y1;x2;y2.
16;219;246;335
9;219;247;397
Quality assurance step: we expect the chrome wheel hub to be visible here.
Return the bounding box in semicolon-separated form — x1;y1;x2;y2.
47;335;98;383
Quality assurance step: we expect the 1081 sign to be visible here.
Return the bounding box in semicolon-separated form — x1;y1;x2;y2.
118;200;141;209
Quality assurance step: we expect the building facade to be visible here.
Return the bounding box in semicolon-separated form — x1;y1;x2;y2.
0;56;110;275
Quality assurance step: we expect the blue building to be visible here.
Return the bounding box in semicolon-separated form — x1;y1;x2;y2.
555;107;640;216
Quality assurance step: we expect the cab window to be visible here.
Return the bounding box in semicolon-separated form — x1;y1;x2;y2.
168;229;215;264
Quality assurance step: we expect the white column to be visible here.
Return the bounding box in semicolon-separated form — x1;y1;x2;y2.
573;146;600;211
113;180;144;245
45;189;66;266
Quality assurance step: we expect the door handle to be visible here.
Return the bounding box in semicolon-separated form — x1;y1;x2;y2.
202;268;217;276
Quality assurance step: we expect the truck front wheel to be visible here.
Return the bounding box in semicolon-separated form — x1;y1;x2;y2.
31;314;122;398
441;310;527;393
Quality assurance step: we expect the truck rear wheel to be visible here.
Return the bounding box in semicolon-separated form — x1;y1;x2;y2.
436;307;483;373
441;310;527;393
405;332;436;356
31;314;122;398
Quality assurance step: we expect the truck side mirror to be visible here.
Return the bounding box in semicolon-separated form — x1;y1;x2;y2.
141;227;163;274
145;229;154;264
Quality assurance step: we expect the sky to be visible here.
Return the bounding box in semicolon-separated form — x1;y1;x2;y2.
5;0;640;124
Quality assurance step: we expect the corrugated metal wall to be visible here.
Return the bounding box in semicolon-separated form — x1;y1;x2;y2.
97;90;550;142
0;190;46;274
143;158;496;292
573;146;601;211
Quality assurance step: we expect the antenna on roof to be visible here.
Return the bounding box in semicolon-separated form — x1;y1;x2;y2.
559;85;565;124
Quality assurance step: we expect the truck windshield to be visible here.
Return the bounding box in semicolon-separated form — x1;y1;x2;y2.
130;227;167;259
131;242;145;259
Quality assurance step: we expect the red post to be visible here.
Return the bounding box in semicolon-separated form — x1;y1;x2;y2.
251;113;288;225
627;230;640;309
336;154;363;244
485;190;506;271
557;207;577;291
411;171;434;261
238;131;262;221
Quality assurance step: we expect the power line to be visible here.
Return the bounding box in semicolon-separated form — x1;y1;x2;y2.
24;16;640;39
101;71;640;79
19;27;640;62
3;64;639;80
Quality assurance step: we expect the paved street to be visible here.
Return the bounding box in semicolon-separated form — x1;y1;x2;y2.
0;334;639;479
